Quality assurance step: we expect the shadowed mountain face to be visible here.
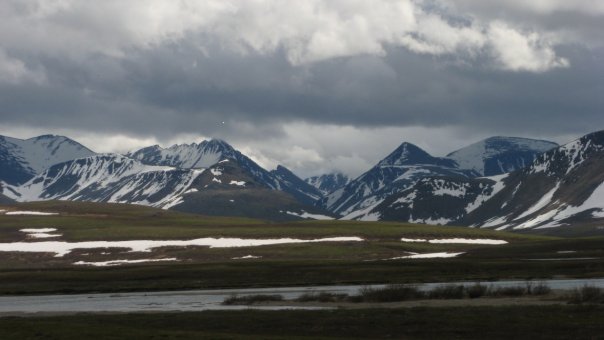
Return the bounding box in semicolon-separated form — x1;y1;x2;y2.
3;131;591;230
1;137;331;221
171;160;333;221
0;135;95;185
128;140;323;206
305;173;350;195
320;137;560;222
270;165;323;206
320;142;479;219
355;131;604;235
2;154;200;208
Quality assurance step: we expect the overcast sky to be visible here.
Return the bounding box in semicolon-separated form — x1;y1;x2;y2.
1;1;602;177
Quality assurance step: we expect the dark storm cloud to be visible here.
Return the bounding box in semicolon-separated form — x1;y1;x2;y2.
3;40;601;140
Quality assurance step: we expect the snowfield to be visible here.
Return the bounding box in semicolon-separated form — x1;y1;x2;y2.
400;238;508;245
74;258;179;266
388;252;465;259
285;211;334;220
0;236;364;257
6;211;59;216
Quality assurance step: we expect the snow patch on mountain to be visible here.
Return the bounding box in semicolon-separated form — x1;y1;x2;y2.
128;139;235;169
447;137;557;176
4;155;202;209
305;173;350;195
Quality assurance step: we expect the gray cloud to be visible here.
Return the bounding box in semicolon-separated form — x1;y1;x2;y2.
0;0;602;177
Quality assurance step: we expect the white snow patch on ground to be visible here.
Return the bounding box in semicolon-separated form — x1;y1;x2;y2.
74;258;179;266
183;188;198;194
400;238;507;245
6;211;59;216
212;178;222;183
388;252;465;259
428;238;508;245
286;211;335;220
20;228;62;239
27;233;62;239
232;255;262;259
20;228;57;233
210;168;222;176
0;237;362;257
400;238;427;243
229;180;246;186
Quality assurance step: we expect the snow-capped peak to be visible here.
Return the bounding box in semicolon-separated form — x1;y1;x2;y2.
378;142;455;167
127;138;237;169
447;136;558;176
0;134;96;184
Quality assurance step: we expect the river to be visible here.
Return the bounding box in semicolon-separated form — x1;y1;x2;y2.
2;278;603;314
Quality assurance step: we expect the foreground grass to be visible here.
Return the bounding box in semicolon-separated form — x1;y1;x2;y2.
2;306;604;339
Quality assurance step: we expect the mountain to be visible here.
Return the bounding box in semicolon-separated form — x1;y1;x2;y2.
129;139;323;205
446;136;558;176
358;131;604;235
305;173;350;195
169;160;333;220
127;139;237;169
0;182;14;204
270;165;323;205
2;154;199;208
0;134;95;185
320;142;477;218
462;131;604;233
356;174;507;223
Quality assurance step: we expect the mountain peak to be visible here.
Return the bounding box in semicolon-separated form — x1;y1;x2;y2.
203;138;235;151
305;172;350;195
31;134;59;140
129;139;238;169
0;133;96;185
378;142;453;167
447;136;558;176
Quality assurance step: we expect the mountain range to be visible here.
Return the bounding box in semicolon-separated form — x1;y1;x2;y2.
2;130;603;235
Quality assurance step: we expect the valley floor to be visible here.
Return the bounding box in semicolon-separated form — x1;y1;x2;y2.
1;202;604;338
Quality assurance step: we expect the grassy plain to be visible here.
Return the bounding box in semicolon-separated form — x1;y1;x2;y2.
0;201;602;295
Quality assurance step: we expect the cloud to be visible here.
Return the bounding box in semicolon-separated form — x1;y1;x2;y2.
487;21;568;72
0;49;45;84
0;0;572;72
0;1;602;177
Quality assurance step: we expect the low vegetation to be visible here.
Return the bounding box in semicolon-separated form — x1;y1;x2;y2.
222;294;283;305
223;282;553;305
